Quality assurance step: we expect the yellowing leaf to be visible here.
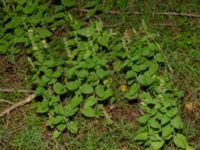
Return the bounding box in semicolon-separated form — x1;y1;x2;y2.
185;102;193;111
119;85;128;92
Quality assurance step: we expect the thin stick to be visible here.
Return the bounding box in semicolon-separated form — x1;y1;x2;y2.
152;23;175;27
108;11;200;18
0;94;36;117
155;12;200;18
0;99;14;105
0;88;33;93
77;9;200;18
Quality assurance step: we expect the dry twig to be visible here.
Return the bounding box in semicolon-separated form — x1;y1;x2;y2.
77;9;200;18
0;99;14;104
155;12;200;18
0;94;36;117
108;11;200;18
0;88;33;93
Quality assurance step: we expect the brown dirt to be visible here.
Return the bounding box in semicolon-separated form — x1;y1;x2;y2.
0;55;29;86
105;105;141;122
0;56;18;84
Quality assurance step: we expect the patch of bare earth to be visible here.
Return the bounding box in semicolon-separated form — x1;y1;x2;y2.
105;105;141;122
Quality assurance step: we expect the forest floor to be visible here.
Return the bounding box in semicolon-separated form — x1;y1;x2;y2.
0;1;200;150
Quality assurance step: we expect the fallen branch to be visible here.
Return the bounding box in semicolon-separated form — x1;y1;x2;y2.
0;94;36;117
77;9;200;18
155;12;200;18
152;23;175;27
0;88;33;93
108;11;200;18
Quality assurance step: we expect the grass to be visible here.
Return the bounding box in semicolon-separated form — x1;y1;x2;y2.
0;0;200;149
0;103;140;150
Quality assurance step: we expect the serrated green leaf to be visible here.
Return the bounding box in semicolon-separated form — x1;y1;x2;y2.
87;72;98;82
82;107;95;118
173;134;188;149
66;80;81;91
95;104;104;117
57;124;66;132
171;115;184;129
138;114;150;125
116;0;128;8
148;43;157;51
36;28;52;39
65;68;76;78
23;4;36;14
30;14;42;25
53;130;61;138
53;67;63;78
142;47;152;56
97;31;110;48
86;1;100;8
39;75;50;86
84;96;97;108
43;15;55;24
70;94;83;108
86;9;96;18
95;85;113;100
96;69;109;79
45;69;53;78
76;27;94;38
43;60;56;68
0;45;8;54
14;28;24;37
124;83;139;100
53;82;67;95
77;69;88;78
138;74;156;86
151;141;164;150
129;83;140;95
134;132;148;141
154;53;165;63
61;0;76;7
166;107;178;118
146;63;158;76
47;116;64;126
64;106;78;117
80;84;94;94
95;85;104;97
35;87;44;96
161;115;170;125
53;105;65;115
162;124;173;138
103;88;113;100
150;108;158;116
186;145;195;150
50;95;60;106
125;70;136;79
67;121;78;134
36;102;49;113
148;118;160;129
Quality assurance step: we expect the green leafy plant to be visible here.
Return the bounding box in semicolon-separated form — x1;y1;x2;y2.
28;13;192;149
0;0;194;149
